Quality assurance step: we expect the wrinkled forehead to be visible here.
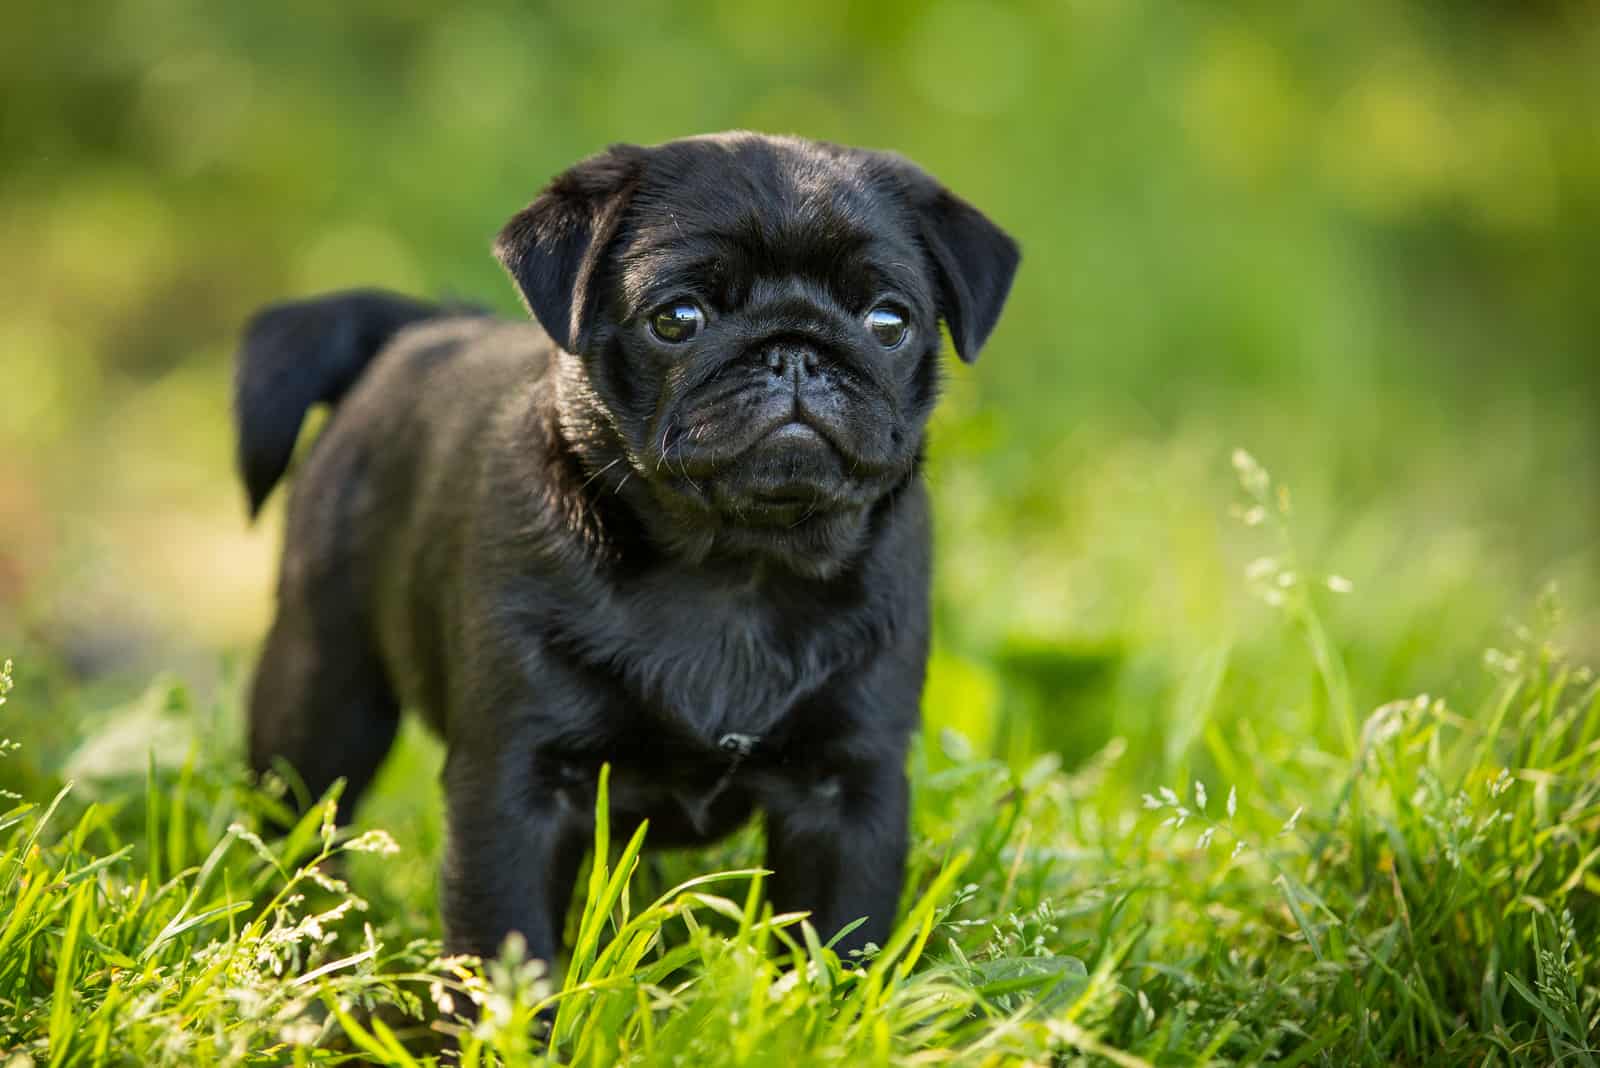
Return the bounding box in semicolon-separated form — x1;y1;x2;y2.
613;139;929;312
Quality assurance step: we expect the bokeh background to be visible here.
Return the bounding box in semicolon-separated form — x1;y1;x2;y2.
3;2;1598;793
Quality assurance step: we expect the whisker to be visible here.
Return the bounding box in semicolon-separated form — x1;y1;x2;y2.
581;457;623;489
790;493;822;529
657;423;675;473
675;454;702;494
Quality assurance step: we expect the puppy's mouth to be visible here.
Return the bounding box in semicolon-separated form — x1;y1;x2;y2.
641;364;915;540
705;419;856;526
738;488;841;527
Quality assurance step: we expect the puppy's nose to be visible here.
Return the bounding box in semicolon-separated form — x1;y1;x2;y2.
764;344;820;380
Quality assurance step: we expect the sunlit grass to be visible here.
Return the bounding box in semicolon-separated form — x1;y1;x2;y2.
2;457;1597;1065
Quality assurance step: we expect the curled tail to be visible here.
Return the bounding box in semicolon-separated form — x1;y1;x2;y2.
234;289;440;516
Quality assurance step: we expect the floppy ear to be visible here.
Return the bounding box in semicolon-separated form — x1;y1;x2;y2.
494;144;646;353
883;158;1020;363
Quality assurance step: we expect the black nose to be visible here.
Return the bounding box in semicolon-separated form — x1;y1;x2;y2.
764;344;820;380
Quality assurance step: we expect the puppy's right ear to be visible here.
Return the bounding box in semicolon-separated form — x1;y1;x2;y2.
494;144;646;353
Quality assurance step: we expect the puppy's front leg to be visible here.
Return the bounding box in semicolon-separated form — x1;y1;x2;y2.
765;752;910;959
440;739;589;966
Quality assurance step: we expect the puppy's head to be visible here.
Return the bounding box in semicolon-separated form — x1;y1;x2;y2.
495;132;1018;576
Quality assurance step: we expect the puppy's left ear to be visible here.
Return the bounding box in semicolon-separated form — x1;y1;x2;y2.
881;157;1020;363
494;143;647;353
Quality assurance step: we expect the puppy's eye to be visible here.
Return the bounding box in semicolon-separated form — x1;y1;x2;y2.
649;301;705;344
865;305;909;349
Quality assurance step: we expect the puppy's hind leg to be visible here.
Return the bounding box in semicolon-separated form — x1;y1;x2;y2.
247;591;399;828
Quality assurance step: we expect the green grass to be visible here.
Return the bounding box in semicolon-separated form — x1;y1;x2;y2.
2;457;1598;1067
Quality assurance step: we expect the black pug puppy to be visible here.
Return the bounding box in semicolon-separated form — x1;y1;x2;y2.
236;132;1018;965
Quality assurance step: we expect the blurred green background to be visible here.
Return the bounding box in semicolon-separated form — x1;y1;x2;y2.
3;1;1598;783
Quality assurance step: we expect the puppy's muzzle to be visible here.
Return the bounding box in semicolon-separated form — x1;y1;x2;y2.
752;340;847;441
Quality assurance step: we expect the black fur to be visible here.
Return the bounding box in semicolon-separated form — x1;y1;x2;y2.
237;132;1019;967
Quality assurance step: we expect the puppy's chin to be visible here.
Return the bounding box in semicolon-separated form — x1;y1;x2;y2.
711;423;850;517
644;424;897;578
701;506;877;580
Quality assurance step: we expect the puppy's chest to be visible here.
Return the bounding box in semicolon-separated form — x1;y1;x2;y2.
556;578;877;743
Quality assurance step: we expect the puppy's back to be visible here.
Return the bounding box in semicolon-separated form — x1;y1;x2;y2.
270;313;561;718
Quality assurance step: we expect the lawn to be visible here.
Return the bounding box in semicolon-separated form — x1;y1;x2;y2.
3;449;1597;1066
